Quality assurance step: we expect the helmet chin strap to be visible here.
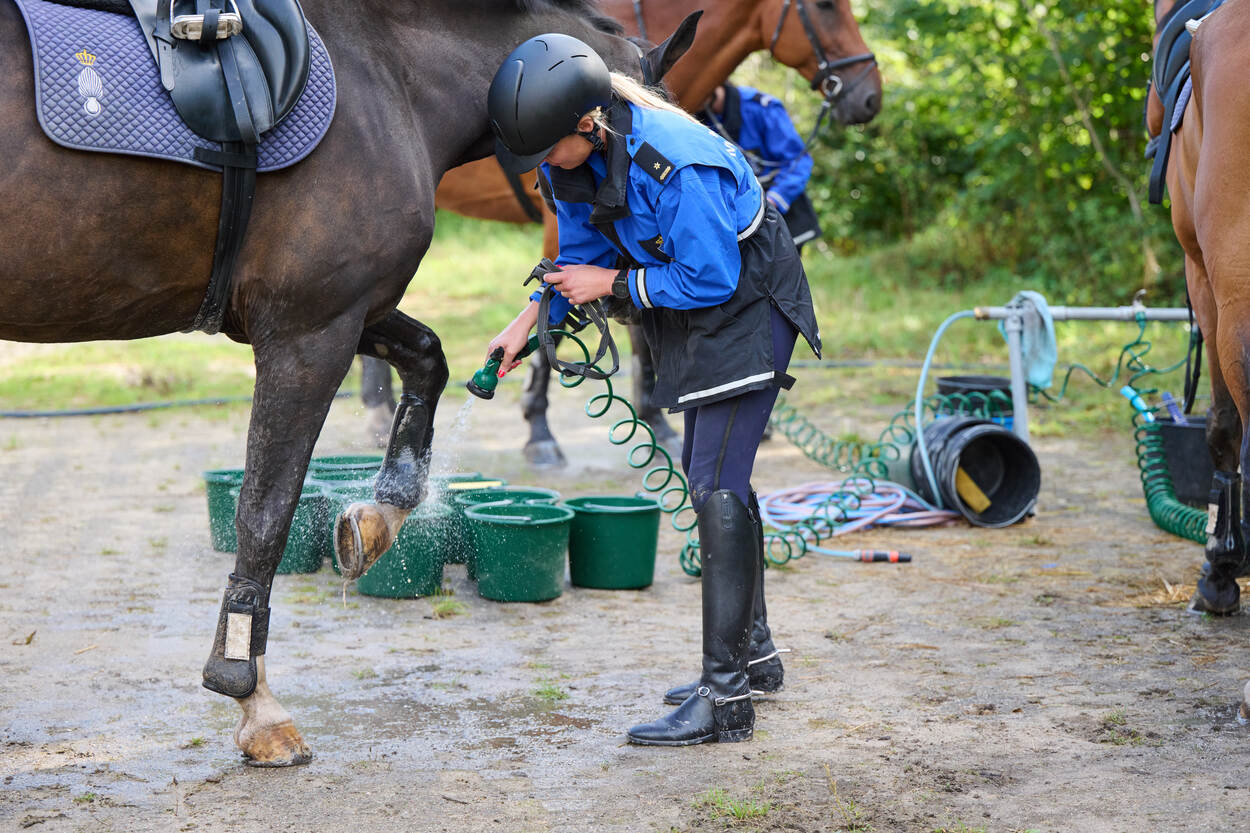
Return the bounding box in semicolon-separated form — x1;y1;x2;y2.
576;127;605;152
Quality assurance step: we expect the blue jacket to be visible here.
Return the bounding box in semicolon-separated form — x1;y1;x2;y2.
700;85;813;214
532;99;820;410
533;102;764;323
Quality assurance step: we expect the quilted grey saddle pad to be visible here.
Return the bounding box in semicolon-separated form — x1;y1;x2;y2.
11;0;336;172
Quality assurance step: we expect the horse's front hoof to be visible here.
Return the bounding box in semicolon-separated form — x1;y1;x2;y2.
240;720;313;768
1240;682;1250;726
334;502;396;580
523;439;566;468
1186;588;1240;616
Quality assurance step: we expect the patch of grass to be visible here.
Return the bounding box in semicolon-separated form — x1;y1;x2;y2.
3;436;18;451
184;736;206;748
72;792;98;804
352;668;378;680
533;681;569;702
430;592;467;620
933;824;987;833
147;537;168;551
693;788;771;820
971;616;1015;630
99;547;120;556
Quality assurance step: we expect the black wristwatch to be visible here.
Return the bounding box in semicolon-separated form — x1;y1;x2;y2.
611;267;631;300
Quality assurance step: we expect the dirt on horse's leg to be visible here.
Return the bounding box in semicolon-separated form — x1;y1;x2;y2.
204;319;360;765
337;312;448;579
522;347;566;467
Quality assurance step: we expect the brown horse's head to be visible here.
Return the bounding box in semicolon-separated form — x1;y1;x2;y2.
758;0;882;125
1146;0;1182;137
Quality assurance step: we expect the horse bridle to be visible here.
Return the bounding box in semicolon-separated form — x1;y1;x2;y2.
768;0;877;147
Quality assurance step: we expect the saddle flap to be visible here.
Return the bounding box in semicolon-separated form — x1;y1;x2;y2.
130;0;310;142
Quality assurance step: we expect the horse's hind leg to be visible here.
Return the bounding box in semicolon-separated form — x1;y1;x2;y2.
1186;256;1245;615
204;317;362;766
629;324;680;451
336;311;448;578
521;347;567;468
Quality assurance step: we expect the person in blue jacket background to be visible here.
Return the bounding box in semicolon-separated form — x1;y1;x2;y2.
484;34;822;747
699;83;823;252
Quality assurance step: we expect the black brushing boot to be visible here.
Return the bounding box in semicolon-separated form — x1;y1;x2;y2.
629;490;756;746
1188;470;1244;616
663;492;784;705
203;573;270;698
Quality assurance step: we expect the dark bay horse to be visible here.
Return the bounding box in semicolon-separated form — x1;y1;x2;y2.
1146;0;1250;721
0;0;687;766
421;0;883;465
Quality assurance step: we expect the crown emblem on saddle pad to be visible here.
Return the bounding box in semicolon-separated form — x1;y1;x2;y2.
73;48;103;117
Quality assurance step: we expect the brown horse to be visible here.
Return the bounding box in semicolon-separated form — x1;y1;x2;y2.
1146;0;1250;721
427;0;882;464
0;0;692;765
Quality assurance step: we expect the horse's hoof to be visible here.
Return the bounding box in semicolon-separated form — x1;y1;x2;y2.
1239;700;1248;726
1186;589;1240;616
523;439;566;468
240;721;313;768
334;503;394;580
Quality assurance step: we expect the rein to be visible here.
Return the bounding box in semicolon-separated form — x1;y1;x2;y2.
767;0;876;151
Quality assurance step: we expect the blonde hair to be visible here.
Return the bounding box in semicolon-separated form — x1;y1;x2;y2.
584;72;703;132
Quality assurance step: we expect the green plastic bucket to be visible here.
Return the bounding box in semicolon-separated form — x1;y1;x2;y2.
451;486;558;577
465;503;573;602
203;468;246;552
355;502;455;598
237;484;330;574
310;454;384;473
428;473;507;565
563;496;661;590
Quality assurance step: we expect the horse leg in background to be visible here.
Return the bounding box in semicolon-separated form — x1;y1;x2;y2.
360;356;397;449
521;346;567;467
336;311;448;578
204;318;361;766
629;324;681;450
1187;255;1244;615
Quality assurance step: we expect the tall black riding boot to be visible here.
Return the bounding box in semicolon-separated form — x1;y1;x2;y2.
663;492;784;705
1188;470;1244;615
629;490;756;746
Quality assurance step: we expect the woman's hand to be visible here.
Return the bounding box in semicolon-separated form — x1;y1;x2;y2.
487;302;541;376
544;264;616;306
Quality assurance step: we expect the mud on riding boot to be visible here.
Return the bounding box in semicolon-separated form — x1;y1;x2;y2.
629;490;756;746
203;573;269;698
1188;471;1244;616
663;492;784;705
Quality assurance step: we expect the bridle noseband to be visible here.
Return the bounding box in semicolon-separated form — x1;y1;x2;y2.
768;0;877;145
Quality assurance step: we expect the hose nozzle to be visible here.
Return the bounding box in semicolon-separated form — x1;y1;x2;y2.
466;335;542;400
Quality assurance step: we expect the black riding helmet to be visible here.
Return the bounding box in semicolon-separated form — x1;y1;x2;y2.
488;33;612;173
